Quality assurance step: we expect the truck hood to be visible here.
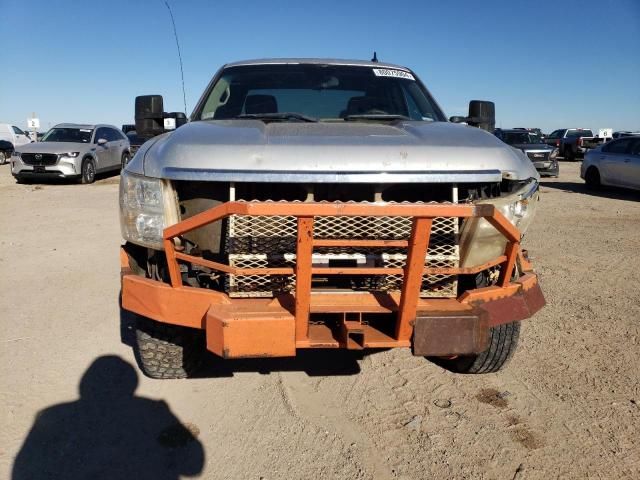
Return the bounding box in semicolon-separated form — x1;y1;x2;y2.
16;141;92;154
136;120;539;183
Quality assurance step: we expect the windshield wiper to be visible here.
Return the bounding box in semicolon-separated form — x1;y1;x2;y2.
344;114;411;122
234;112;318;123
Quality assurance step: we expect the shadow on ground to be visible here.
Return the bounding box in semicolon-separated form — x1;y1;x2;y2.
12;356;204;480
540;180;639;202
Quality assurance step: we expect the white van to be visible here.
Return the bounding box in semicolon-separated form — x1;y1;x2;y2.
0;124;33;148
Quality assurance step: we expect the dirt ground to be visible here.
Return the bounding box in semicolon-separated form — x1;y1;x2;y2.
1;161;639;479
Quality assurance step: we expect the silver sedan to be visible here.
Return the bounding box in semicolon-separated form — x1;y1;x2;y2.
11;123;130;184
581;136;640;191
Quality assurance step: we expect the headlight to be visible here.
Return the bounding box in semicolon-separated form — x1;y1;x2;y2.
549;148;559;160
119;170;176;249
497;179;538;234
12;151;21;157
459;179;539;268
62;152;79;158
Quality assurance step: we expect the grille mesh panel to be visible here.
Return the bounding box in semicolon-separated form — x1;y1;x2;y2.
226;203;459;298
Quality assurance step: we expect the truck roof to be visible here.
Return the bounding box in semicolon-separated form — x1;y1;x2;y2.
224;58;413;72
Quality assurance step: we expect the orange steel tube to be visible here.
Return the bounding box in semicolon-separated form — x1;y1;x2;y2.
163;201;485;239
160;200;523;344
295;217;314;341
395;218;433;341
498;242;519;287
174;252;507;277
163;238;182;288
174;251;236;274
485;212;521;244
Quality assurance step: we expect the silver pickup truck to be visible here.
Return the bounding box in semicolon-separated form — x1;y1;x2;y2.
120;58;545;379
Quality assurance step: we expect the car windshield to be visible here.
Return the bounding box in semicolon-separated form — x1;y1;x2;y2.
502;132;544;144
42;128;93;143
197;64;446;122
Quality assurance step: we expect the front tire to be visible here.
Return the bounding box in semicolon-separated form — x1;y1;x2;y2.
80;158;96;184
0;151;7;165
432;321;521;374
133;315;205;379
121;152;130;170
585;167;601;189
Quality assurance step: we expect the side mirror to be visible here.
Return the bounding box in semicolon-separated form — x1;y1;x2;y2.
97;138;108;145
135;95;165;138
467;100;495;132
449;116;467;123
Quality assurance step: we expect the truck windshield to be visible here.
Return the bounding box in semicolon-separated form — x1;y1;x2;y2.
42;128;93;143
197;64;446;122
502;132;544;144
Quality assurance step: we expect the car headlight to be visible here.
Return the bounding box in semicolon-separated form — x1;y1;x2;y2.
549;148;559;160
119;170;177;249
12;151;21;157
62;152;79;158
459;179;539;268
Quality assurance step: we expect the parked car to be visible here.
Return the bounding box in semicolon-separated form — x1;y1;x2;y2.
544;128;599;160
0;123;32;149
11;123;130;184
120;58;545;379
612;131;640;139
0;140;14;164
495;128;558;176
581;136;640;191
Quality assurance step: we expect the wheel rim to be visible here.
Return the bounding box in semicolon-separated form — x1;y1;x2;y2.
85;162;95;182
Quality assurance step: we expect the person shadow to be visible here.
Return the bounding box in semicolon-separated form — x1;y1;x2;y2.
12;355;204;480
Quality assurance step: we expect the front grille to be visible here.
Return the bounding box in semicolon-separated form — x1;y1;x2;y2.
225;204;459;298
526;151;549;162
21;153;59;166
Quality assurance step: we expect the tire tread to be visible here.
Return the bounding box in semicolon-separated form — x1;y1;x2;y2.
133;316;205;379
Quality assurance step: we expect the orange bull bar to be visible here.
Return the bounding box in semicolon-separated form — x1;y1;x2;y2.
121;201;545;358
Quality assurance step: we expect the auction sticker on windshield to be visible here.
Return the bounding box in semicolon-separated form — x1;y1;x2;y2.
372;68;415;81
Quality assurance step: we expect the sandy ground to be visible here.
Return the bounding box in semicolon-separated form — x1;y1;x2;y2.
1;161;639;479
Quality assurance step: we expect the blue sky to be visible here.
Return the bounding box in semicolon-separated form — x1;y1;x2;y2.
1;0;638;133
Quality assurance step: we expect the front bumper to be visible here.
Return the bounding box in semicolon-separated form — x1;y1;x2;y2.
11;155;80;178
120;200;545;359
533;160;559;176
122;255;544;358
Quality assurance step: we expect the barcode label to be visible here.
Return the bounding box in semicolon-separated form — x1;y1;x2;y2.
372;68;415;80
